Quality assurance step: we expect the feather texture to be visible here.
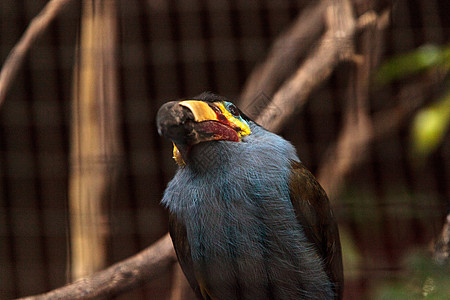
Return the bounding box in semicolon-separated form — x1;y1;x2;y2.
163;122;340;299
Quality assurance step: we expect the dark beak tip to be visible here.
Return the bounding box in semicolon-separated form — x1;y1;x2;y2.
157;101;195;124
157;101;195;142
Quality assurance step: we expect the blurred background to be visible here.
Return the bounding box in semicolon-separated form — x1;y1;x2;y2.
0;0;449;299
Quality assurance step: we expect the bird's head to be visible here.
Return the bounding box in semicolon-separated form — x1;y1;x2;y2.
157;93;251;166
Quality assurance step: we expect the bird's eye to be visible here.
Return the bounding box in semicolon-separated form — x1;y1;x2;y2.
228;104;240;117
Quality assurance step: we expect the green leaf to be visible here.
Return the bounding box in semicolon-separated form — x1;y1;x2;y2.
375;44;450;86
372;252;450;299
339;227;362;280
411;91;450;157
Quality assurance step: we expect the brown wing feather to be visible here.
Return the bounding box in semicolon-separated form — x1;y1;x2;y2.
169;213;204;299
288;161;344;299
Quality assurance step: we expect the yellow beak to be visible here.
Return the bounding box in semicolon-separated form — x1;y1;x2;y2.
179;100;218;122
179;100;251;137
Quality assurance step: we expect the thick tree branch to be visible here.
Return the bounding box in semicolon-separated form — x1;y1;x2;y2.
0;0;75;108
169;262;196;300
239;1;327;115
256;0;356;131
316;3;385;197
19;233;176;300
243;4;390;132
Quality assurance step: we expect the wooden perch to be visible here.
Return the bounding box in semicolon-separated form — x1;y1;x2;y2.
18;234;176;300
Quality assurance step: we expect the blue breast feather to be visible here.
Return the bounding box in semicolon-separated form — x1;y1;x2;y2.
162;123;333;299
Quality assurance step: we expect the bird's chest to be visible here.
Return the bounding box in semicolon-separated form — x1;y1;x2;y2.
185;197;280;299
166;170;333;299
186;196;267;260
179;170;297;270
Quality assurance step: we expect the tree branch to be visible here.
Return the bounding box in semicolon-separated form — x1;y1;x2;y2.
169;262;196;300
0;0;75;108
317;71;440;198
18;233;176;300
256;0;356;131
239;1;327;115
316;3;385;197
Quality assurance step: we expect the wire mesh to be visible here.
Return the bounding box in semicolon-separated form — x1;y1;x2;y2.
0;0;449;299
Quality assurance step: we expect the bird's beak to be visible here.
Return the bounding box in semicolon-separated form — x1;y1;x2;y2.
178;100;218;122
178;100;249;140
157;100;245;145
157;100;249;166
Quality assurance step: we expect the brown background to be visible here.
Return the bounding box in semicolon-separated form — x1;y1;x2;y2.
0;0;449;299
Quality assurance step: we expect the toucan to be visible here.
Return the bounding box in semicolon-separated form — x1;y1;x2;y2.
157;92;343;300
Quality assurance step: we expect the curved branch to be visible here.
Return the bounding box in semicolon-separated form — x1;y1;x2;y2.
19;233;176;300
256;0;356;131
239;1;327;115
169;262;196;300
0;0;74;108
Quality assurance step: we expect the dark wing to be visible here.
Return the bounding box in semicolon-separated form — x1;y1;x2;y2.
169;213;203;299
288;161;344;299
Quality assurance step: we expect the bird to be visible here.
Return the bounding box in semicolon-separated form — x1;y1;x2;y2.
157;92;343;300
